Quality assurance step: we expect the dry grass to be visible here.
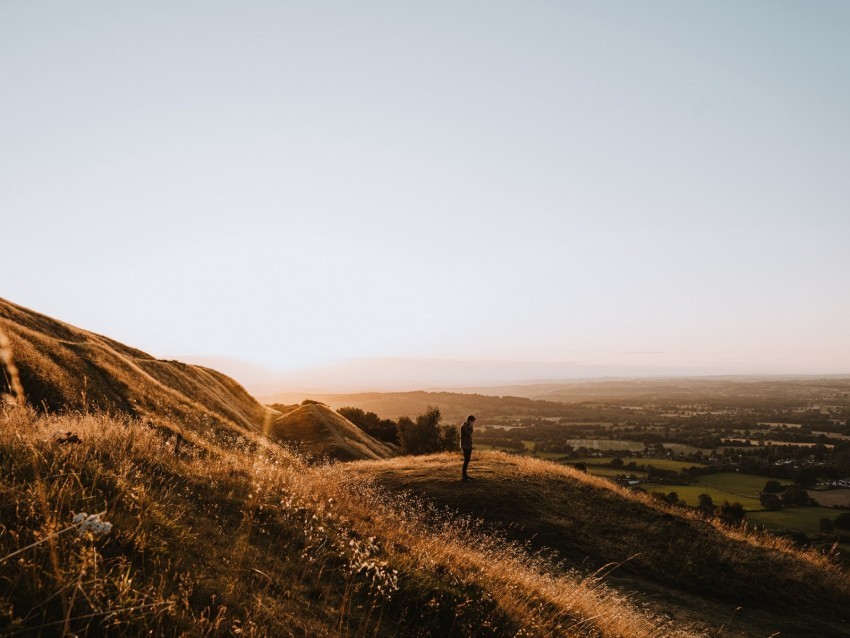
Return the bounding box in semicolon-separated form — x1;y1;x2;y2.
0;297;272;436
0;402;702;637
353;451;850;638
3;301;848;637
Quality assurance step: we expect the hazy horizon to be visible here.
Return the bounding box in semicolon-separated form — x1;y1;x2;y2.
3;2;849;377
177;353;850;396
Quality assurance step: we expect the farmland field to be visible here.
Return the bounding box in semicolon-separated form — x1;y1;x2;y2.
564;439;645;452
692;472;791;498
584;466;648;478
640;483;763;510
810;488;850;508
569;457;705;472
747;507;841;535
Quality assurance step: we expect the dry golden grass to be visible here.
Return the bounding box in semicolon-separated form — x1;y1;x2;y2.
0;402;707;637
0;297;272;436
353;451;850;638
3;300;849;637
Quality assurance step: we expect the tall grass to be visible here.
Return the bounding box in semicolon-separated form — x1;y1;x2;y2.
0;330;24;407
0;400;695;637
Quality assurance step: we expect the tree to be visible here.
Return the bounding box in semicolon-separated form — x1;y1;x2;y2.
609;456;624;469
759;493;782;511
820;517;835;533
781;487;810;508
793;468;817;489
438;423;459;452
763;480;783;493
397;406;443;455
396;416;418;454
697;493;716;516
416;406;442;452
719;501;746;526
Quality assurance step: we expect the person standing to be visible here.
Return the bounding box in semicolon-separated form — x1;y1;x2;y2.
460;415;475;481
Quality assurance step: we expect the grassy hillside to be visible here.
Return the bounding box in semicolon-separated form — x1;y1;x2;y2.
269;403;396;461
0;297;272;437
354;453;850;638
3;299;850;637
1;407;689;637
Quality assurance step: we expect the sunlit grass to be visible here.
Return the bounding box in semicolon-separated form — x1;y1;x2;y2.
0;405;696;637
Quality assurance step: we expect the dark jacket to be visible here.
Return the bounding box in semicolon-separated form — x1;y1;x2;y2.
460;420;473;451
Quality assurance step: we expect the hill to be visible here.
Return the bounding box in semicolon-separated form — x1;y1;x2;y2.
268;402;396;461
0;298;392;461
0;297;272;437
354;452;850;638
1;408;695;637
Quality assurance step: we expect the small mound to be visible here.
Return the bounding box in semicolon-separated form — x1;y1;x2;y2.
269;403;395;461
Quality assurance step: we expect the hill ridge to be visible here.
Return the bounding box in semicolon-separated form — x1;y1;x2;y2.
0;297;393;461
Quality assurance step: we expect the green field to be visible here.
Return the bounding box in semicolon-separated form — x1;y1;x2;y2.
747;507;841;535
692;472;791;498
641;472;797;510
641;483;763;510
569;457;705;472
584;466;648;478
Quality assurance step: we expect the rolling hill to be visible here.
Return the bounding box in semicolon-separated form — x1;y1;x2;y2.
0;297;390;460
0;297;272;436
268;402;396;461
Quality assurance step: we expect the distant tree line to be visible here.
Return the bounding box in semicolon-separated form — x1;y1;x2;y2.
338;405;459;455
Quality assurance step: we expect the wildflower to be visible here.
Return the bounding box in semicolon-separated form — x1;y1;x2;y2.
73;512;113;538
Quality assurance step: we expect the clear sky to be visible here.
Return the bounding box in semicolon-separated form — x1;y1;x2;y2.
2;1;849;380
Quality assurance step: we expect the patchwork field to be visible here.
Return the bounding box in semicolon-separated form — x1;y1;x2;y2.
748;507;843;535
810;489;850;508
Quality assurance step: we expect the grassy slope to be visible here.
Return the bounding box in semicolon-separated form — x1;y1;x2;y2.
353;452;850;638
0;408;687;638
0;297;273;437
3;299;849;636
0;298;396;463
268;403;396;461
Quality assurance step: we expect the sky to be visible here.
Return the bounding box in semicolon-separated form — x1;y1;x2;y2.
2;1;849;385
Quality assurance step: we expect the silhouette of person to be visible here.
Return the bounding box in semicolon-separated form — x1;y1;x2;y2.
460;415;475;481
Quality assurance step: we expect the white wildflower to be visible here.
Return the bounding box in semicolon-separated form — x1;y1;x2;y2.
73;512;113;537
